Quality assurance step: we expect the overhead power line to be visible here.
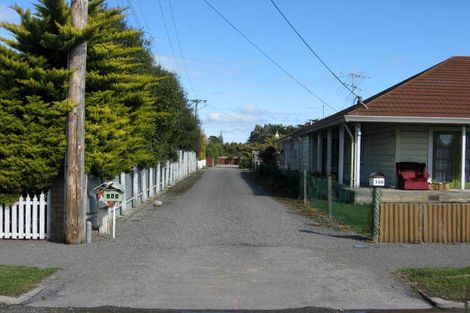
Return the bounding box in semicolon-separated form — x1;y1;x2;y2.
158;0;183;75
130;0;161;58
125;0;142;30
202;0;336;113
134;0;150;29
269;0;360;100
168;0;196;96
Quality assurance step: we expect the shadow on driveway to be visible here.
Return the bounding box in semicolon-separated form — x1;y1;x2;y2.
299;229;369;241
239;170;295;199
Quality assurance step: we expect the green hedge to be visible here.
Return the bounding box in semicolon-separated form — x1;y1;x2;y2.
256;164;300;197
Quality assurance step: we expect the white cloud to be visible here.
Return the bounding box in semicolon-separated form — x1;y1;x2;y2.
207;112;258;123
240;104;257;113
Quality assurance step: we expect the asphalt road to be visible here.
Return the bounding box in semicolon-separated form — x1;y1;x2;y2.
1;167;469;310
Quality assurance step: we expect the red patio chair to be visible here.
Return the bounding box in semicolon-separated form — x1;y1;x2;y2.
396;162;429;190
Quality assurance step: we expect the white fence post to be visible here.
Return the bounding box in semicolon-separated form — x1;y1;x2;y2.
185;152;189;176
142;168;147;202
162;164;166;190
47;191;51;239
11;201;17;239
179;151;183;181
39;192;46;239
157;164;161;193
120;172;127;213
18;197;25;239
151;167;154;194
4;204;11;239
32;194;38;239
166;160;170;186
25;195;31;239
132;167;138;207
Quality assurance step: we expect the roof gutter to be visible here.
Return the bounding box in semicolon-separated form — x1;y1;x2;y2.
276;135;292;144
345;115;470;124
294;116;346;137
276;116;346;142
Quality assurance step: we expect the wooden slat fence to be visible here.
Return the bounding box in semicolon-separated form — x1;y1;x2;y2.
0;192;49;240
114;151;198;214
380;202;470;243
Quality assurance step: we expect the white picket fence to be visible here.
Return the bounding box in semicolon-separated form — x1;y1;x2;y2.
1;150;198;240
197;159;206;170
0;192;49;239
114;151;198;214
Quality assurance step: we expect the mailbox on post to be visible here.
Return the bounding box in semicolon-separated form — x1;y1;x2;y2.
93;181;125;239
369;172;384;243
369;172;385;187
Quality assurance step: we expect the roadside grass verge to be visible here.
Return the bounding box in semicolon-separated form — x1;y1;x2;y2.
397;267;470;302
252;172;370;236
167;170;203;194
311;199;372;235
0;265;59;296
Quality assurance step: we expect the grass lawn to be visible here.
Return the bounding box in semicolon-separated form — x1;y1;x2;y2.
397;267;470;302
0;265;60;296
312;199;372;235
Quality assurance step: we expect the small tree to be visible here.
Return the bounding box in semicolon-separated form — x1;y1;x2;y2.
260;146;279;165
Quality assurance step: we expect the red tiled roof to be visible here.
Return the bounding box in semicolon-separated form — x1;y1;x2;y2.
348;56;470;117
277;56;470;142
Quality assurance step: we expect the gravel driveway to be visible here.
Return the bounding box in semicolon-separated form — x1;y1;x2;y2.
0;167;469;310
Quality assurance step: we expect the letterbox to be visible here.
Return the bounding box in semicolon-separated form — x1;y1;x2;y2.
369;172;385;187
93;181;125;204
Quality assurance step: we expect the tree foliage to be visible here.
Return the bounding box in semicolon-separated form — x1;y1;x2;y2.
247;123;300;145
205;136;225;165
0;0;201;202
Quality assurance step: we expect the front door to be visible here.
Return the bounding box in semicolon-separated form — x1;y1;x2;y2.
433;132;460;187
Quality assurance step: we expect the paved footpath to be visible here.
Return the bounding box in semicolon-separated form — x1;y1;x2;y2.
1;167;469;310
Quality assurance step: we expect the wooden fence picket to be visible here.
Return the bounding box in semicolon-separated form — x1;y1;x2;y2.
39;193;46;239
11;202;17;239
32;195;38;239
25;195;31;239
0;192;49;240
18;197;25;239
5;205;10;238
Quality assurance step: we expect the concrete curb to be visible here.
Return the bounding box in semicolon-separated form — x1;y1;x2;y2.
417;288;469;309
0;285;45;305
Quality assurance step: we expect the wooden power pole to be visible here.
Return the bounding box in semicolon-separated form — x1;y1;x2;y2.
189;99;207;118
65;0;88;244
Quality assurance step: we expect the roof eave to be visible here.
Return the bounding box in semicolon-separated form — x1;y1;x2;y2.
276;135;292;144
277;116;346;142
345;115;470;124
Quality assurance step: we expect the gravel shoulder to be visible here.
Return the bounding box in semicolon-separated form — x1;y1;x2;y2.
0;167;469;310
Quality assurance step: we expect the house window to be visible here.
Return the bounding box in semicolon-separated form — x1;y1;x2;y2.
433;132;459;186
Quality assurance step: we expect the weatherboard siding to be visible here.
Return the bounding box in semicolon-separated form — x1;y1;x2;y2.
310;134;317;172
300;135;309;171
343;131;352;185
361;124;397;187
397;125;429;164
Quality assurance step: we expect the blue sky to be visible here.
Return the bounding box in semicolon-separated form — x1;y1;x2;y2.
1;0;470;142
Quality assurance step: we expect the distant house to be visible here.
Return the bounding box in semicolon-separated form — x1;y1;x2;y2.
278;56;470;189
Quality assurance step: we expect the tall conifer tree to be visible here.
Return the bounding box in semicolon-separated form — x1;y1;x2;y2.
0;0;202;202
